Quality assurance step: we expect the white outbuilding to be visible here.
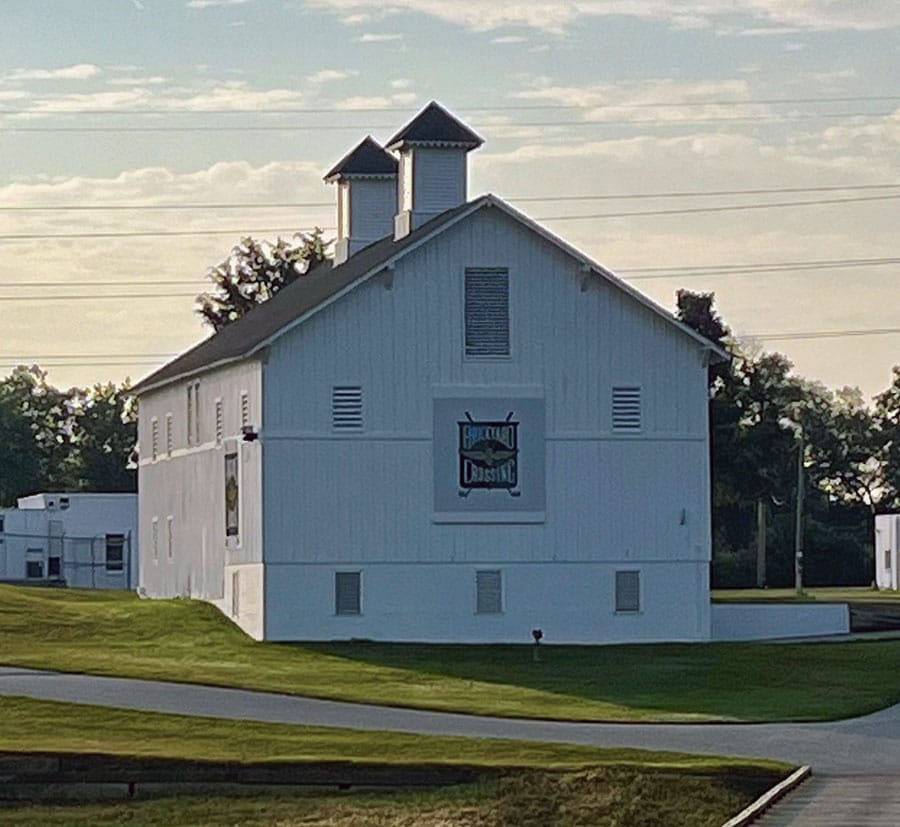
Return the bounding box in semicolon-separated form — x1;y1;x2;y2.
0;492;137;589
134;102;728;643
875;512;900;591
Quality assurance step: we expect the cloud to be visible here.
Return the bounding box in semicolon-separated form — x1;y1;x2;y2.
357;32;403;42
306;69;357;84
7;64;101;81
6;81;308;119
307;1;900;33
187;0;252;8
490;35;527;44
107;76;169;87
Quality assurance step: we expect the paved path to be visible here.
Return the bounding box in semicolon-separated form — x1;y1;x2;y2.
1;666;898;775
755;775;900;826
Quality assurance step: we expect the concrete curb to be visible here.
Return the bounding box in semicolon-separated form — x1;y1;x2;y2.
720;765;811;827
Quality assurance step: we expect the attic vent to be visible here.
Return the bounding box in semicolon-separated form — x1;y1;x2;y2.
464;268;510;358
151;418;159;461
332;386;363;431
612;386;642;431
240;391;250;428
215;399;224;445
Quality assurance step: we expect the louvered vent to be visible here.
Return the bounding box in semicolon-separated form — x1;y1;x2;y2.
332;386;363;431
465;268;510;357
215;399;223;445
615;570;640;612
612;386;642;431
476;570;503;614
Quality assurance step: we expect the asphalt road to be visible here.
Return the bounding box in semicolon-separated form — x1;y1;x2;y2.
1;665;898;774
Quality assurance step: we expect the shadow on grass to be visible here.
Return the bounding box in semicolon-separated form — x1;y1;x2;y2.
296;639;900;722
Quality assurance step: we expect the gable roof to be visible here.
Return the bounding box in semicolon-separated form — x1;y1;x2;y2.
385;101;483;151
323;135;398;182
133;195;727;395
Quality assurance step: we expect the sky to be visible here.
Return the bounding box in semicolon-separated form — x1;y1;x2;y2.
1;0;898;399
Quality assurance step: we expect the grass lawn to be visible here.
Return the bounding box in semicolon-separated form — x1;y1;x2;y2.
2;584;899;722
713;587;900;603
0;695;789;827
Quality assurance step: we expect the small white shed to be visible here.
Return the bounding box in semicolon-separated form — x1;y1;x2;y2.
875;512;900;591
0;493;137;590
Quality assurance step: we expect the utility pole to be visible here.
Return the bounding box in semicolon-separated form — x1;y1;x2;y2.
756;498;766;589
794;431;804;595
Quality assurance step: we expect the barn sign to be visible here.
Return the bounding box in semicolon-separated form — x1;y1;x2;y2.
458;413;519;495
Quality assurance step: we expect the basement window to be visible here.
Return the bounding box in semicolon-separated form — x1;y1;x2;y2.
464;268;510;358
615;570;641;613
612;386;642;432
476;570;503;614
335;571;361;615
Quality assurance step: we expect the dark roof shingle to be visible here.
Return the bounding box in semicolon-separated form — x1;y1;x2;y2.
386;101;483;151
133;199;481;394
323;136;398;182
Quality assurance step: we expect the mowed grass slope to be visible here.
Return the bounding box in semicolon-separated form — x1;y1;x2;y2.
713;587;900;603
2;584;899;722
0;695;789;827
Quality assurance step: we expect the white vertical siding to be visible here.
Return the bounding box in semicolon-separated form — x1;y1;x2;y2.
412;147;466;217
349;178;396;244
138;359;263;635
260;206;712;641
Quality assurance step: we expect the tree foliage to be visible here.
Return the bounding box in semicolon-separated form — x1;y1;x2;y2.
676;290;898;587
196;231;328;331
0;367;136;506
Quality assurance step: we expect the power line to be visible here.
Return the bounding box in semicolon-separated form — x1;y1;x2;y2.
0;293;199;301
4;183;900;213
534;192;900;221
747;327;900;342
2;192;897;244
3;255;899;291
4;328;899;370
2;94;898;116
0;227;332;242
0;111;894;133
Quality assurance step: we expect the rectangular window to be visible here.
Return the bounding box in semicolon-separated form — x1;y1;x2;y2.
615;570;641;613
332;386;363;432
0;515;4;533
335;571;361;615
476;570;503;614
886;549;893;570
193;383;201;444
26;560;44;579
612;387;642;432
240;391;250;429
231;570;240;617
151;418;159;461
215;399;224;445
166;516;174;561
465;268;510;357
48;557;61;577
105;533;125;572
165;413;173;456
151;517;159;562
186;385;194;446
225;452;239;538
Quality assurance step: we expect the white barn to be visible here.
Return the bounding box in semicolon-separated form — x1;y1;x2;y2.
0;492;137;589
134;102;727;643
875;512;900;591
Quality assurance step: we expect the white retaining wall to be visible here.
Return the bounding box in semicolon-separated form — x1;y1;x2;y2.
711;602;850;641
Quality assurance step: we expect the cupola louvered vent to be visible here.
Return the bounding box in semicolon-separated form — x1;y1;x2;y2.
464;268;510;357
612;386;642;431
332;386;363;432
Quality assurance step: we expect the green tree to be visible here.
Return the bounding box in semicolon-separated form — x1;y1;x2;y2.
197;230;328;331
71;381;137;492
874;366;900;509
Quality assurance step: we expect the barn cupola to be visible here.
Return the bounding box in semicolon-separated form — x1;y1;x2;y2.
324;136;398;265
386;101;484;240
